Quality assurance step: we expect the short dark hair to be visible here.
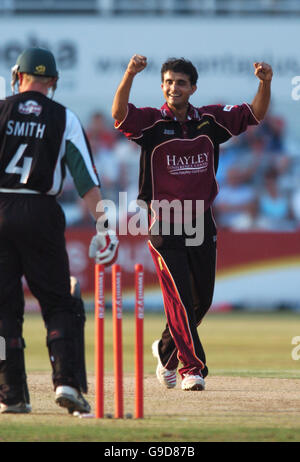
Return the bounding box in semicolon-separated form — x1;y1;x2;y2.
161;58;198;86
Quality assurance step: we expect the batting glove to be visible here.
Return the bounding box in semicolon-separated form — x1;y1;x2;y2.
89;229;119;266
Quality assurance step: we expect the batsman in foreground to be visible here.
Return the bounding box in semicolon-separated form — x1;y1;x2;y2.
112;55;272;391
0;48;118;414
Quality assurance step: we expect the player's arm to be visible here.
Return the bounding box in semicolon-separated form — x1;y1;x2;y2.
111;54;147;123
65;110;119;266
83;186;119;267
82;185;103;221
250;62;273;121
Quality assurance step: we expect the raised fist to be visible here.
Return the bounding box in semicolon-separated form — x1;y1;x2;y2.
127;54;147;76
253;62;273;82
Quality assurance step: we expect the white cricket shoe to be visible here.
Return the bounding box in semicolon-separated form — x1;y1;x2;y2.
181;374;205;391
55;385;91;414
152;340;177;389
0;401;32;414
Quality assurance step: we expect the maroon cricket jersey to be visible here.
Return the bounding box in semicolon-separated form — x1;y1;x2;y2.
116;102;259;222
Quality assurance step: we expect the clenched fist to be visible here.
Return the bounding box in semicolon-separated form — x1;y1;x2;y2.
254;62;273;82
127;54;147;76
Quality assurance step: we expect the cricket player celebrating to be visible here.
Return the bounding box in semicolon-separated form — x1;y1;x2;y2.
112;54;272;391
0;48;118;414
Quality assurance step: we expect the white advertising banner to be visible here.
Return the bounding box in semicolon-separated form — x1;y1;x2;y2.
0;15;299;135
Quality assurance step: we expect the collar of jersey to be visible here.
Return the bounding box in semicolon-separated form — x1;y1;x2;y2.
160;102;201;122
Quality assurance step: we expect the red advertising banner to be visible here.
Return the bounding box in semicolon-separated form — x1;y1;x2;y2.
217;230;300;274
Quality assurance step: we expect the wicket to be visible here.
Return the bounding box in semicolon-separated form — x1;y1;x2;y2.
94;263;144;419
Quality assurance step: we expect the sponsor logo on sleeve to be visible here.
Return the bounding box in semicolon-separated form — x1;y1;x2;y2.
223;105;234;112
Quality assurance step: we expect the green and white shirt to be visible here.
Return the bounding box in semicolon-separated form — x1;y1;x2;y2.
0;90;100;196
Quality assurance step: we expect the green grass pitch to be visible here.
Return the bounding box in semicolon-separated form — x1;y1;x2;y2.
0;310;299;442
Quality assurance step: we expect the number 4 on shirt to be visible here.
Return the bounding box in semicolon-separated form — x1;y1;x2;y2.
5;143;33;184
